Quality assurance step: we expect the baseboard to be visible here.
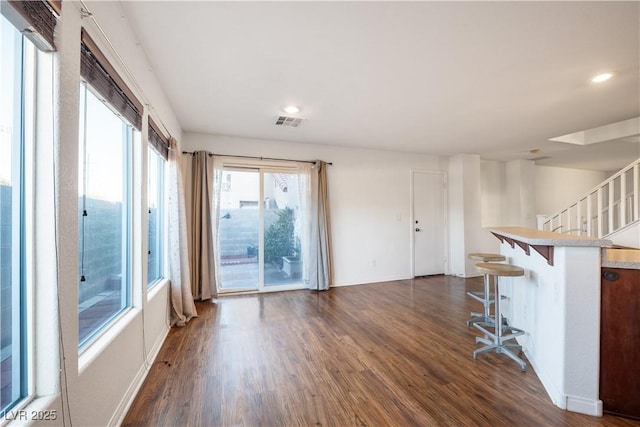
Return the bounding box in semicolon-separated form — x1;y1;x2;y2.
332;276;414;287
520;341;603;417
107;324;170;426
332;273;472;287
522;345;567;410
566;395;603;417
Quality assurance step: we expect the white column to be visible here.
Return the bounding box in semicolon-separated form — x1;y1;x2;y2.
448;154;497;277
506;159;537;228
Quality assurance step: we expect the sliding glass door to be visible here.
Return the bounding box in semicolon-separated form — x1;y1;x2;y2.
217;167;306;292
264;172;304;287
218;168;260;291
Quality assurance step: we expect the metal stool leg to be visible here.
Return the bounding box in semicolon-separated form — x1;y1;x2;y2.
473;275;527;371
467;273;495;326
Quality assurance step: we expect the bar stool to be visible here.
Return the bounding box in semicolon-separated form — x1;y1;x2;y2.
466;253;506;327
473;262;527;371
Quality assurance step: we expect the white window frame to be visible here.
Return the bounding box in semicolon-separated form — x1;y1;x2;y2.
147;146;165;288
0;15;37;417
77;82;135;351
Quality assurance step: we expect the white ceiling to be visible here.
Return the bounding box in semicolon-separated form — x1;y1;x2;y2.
121;1;640;171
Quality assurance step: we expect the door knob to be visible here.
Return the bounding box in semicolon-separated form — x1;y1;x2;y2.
415;228;421;232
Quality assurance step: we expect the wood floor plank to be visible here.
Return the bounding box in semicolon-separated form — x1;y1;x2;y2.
123;276;640;426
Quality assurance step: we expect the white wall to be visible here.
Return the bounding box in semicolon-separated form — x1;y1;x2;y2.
606;221;640;248
182;138;612;283
534;165;608;216
78;2;182;141
184;133;447;285
481;162;611;229
19;2;180;426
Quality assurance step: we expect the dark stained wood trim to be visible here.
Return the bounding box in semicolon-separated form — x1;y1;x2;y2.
48;0;61;15
515;240;531;255
600;268;640;419
491;233;554;266
491;232;505;244
148;117;169;160
503;236;515;248
531;244;554;266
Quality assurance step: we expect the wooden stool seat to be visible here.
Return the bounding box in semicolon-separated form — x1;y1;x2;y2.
473;262;527;371
474;262;524;277
468;253;506;262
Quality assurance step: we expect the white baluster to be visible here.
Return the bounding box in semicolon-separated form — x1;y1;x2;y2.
634;163;639;222
597;187;603;238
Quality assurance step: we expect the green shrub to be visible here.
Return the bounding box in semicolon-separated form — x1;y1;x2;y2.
264;207;294;268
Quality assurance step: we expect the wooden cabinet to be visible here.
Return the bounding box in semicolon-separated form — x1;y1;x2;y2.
600;267;640;419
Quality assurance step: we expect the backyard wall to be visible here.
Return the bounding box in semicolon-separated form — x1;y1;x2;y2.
0;186;11;353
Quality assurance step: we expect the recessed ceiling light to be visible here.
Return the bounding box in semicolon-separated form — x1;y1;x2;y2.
591;73;613;83
283;105;301;114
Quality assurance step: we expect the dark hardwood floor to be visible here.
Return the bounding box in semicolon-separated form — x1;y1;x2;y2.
123;276;639;426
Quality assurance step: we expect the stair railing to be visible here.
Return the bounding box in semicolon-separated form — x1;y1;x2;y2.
540;158;640;238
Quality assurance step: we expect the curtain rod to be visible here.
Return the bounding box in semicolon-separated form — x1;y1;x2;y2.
181;151;332;166
79;1;172;139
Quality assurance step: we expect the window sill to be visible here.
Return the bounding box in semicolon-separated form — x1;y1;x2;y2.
147;277;169;301
78;279;170;374
78;307;139;375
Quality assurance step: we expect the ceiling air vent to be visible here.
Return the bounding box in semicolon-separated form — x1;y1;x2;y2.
275;115;303;127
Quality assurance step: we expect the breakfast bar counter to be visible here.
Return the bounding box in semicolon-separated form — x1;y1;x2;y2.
489;226;612;247
602;248;640;269
487;227;612;417
489;226;611;265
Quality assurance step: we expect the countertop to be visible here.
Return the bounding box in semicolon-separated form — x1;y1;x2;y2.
602;248;640;270
488;226;613;248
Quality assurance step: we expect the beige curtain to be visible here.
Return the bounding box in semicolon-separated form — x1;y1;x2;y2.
309;161;333;290
167;138;197;326
189;151;217;300
211;156;224;291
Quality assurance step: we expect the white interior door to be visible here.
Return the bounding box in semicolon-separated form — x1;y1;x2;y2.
413;171;446;276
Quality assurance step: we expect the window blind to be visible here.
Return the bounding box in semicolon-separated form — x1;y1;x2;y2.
148;117;169;161
80;29;143;130
4;0;60;51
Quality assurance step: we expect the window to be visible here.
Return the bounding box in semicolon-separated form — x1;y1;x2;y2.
0;13;34;415
147;147;164;286
1;0;57;414
77;83;134;347
147;118;168;287
77;29;142;349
